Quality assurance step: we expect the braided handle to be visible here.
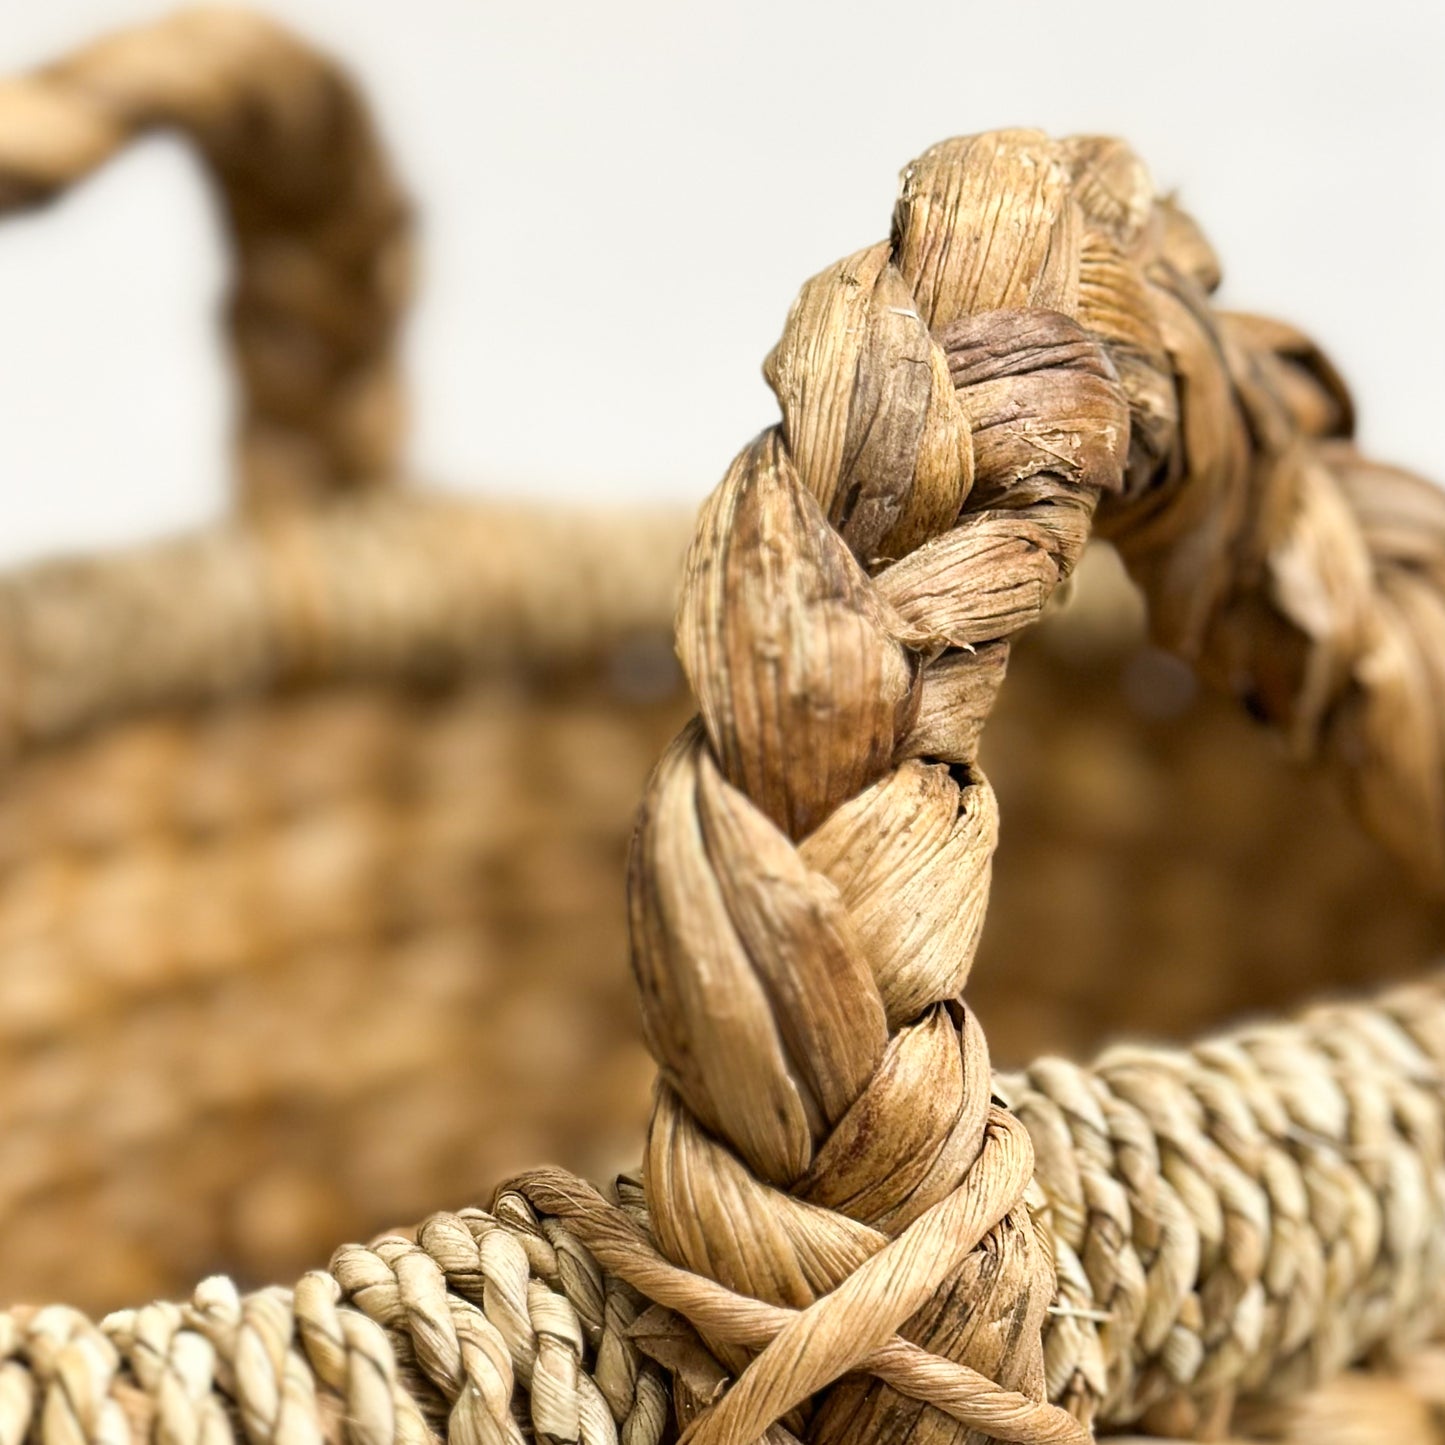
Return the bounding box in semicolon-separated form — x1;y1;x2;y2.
0;7;411;512
572;130;1445;1445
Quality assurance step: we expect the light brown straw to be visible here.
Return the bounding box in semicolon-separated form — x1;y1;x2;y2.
557;129;1445;1445
0;492;692;755
1;13;1442;1445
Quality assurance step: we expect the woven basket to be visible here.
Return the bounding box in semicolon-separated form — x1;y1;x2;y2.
3;12;1443;1445
0;8;690;1311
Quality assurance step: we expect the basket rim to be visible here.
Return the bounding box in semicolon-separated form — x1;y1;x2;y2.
0;487;694;758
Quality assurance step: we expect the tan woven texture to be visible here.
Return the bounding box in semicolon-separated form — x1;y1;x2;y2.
0;7;693;1310
2;10;1444;1445
1;11;1438;1326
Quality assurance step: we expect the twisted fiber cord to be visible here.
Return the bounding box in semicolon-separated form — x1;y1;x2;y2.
1;979;1440;1445
1004;980;1445;1435
0;1185;676;1445
0;7;411;511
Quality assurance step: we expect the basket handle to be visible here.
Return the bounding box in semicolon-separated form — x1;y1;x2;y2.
575;130;1445;1444
0;7;411;513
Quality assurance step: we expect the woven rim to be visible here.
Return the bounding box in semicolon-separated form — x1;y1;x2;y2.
0;491;691;757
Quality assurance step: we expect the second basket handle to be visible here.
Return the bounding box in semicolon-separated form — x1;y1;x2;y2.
0;6;411;513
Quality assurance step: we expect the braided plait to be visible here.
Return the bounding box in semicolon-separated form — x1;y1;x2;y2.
626;131;1132;1445
1080;145;1445;884
596;128;1445;1445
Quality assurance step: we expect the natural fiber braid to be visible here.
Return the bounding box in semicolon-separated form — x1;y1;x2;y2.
0;64;1441;1445
607;130;1134;1445
1073;146;1445;885
0;7;411;511
518;129;1445;1445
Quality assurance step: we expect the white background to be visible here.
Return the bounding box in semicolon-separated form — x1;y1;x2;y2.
0;0;1441;567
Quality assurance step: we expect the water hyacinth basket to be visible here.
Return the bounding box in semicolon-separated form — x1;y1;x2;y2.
0;10;1442;1445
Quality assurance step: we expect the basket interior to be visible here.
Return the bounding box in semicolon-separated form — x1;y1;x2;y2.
3;546;1438;1314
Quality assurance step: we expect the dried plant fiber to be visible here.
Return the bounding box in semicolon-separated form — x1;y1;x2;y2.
0;11;1442;1445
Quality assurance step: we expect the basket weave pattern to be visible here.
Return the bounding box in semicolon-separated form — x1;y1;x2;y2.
0;11;697;1308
